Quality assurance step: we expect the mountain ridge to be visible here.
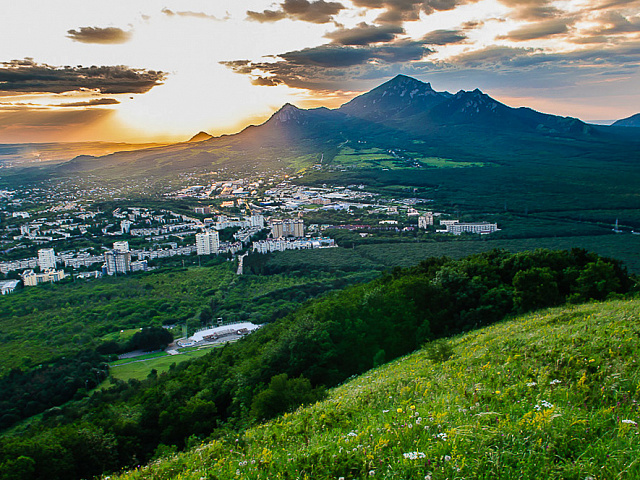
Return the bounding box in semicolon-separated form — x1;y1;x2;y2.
613;112;640;127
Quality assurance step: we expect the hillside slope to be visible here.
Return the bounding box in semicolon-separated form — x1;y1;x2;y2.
116;297;640;480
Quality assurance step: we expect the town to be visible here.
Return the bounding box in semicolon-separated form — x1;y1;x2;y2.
0;176;499;294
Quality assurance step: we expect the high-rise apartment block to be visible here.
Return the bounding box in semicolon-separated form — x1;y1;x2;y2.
270;219;304;238
104;250;131;275
37;248;57;270
196;231;220;255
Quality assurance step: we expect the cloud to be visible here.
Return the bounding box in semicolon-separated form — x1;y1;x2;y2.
421;29;467;45
247;0;345;24
222;40;431;90
350;0;473;24
56;98;121;108
588;11;640;34
66;27;132;44
0;59;167;95
325;23;405;45
499;18;572;41
161;8;227;21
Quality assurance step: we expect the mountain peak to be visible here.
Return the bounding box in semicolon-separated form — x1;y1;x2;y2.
338;74;448;120
188;131;213;143
268;103;305;125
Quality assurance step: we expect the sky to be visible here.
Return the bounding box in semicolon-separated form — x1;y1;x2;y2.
1;0;639;143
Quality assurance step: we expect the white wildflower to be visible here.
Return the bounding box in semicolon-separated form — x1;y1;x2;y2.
526;382;537;387
550;379;561;385
444;455;452;462
403;451;426;460
621;419;637;425
437;432;448;441
534;400;554;411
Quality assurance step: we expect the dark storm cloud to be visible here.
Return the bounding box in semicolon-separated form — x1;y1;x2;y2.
325;23;405;45
56;98;121;107
247;0;345;24
66;27;132;44
0;59;167;94
221;40;431;90
499;18;572;41
421;29;467;45
161;8;228;21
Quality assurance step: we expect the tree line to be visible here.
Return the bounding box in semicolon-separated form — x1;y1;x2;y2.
0;248;635;480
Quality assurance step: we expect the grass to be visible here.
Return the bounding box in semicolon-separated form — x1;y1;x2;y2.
416;156;487;168
109;348;217;382
112;297;640;480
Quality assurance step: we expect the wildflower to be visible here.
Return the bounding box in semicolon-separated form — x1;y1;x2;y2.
526;382;537;387
550;379;561;385
403;451;426;460
534;400;554;410
437;432;448;441
425;476;432;480
347;431;357;437
397;408;403;413
416;417;422;424
621;419;637;425
382;409;389;413
369;470;376;476
444;455;452;462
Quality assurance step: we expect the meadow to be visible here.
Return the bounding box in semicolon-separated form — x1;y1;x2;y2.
113;297;640;480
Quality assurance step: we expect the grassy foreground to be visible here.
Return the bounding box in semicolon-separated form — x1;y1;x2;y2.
112;298;640;480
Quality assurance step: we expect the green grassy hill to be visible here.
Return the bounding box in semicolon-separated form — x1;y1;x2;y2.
115;297;640;480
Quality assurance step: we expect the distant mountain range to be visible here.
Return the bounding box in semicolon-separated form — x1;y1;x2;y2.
37;75;640;181
613;113;640;127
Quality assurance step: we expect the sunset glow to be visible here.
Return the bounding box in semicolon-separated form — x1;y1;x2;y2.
1;0;639;142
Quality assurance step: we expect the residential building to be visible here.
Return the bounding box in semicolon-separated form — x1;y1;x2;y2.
0;279;19;294
37;248;57;270
22;268;66;286
270;219;304;238
195;206;211;215
418;212;434;229
447;222;499;235
104;250;131;275
121;219;132;234
196;230;220;255
130;260;148;272
113;241;130;253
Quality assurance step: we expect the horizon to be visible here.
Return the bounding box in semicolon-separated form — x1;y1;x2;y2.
1;0;639;143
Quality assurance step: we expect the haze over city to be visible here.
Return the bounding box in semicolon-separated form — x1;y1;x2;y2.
1;0;639;143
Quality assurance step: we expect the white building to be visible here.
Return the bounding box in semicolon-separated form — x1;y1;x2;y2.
37;248;57;270
104;250;131;275
418;212;434;229
113;241;130;253
121;220;132;234
196;230;220;255
22;269;66;286
447;222;499;235
130;260;148;272
0;279;19;294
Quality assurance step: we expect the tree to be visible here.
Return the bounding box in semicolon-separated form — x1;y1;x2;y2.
512;267;560;312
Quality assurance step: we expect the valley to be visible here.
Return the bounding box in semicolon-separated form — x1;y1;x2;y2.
0;74;639;480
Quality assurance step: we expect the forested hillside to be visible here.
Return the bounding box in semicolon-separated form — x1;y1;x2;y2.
0;248;635;480
115;297;640;480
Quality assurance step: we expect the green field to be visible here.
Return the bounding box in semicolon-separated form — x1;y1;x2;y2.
114;297;640;480
109;348;218;382
264;233;640;274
